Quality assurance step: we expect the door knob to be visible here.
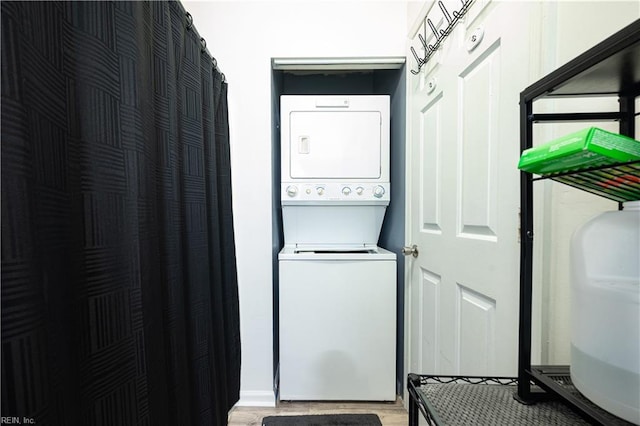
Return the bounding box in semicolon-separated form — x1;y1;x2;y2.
402;245;419;258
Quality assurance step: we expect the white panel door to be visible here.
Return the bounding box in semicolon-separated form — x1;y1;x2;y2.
406;1;540;378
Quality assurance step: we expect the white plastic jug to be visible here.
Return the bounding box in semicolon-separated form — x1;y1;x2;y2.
570;200;640;424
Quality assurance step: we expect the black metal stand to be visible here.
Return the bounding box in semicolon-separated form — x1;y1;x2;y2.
517;18;640;425
407;373;634;426
407;374;422;426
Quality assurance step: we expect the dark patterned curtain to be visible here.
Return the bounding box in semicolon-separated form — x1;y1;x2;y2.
1;1;241;425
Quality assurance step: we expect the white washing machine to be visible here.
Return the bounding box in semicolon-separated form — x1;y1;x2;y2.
278;95;396;401
278;247;396;401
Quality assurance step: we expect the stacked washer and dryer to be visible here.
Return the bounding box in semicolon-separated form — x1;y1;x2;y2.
278;95;397;401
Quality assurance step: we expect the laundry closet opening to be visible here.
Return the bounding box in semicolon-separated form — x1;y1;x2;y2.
270;57;406;397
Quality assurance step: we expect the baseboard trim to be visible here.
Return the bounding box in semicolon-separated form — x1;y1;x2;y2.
235;390;276;407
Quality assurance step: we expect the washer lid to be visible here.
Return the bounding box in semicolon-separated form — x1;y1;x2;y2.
279;245;396;260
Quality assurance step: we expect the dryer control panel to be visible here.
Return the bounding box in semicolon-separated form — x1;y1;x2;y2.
281;182;389;203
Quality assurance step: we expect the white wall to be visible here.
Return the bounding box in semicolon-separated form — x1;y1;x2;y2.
182;0;408;406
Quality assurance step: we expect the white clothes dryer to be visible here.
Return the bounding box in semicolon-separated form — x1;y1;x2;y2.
280;95;391;247
280;95;390;184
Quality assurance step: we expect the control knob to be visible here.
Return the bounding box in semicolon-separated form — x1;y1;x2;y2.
356;187;364;195
286;185;298;197
342;187;352;196
373;185;385;198
316;187;325;195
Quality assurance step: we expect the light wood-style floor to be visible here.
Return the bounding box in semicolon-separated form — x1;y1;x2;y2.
228;399;409;426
